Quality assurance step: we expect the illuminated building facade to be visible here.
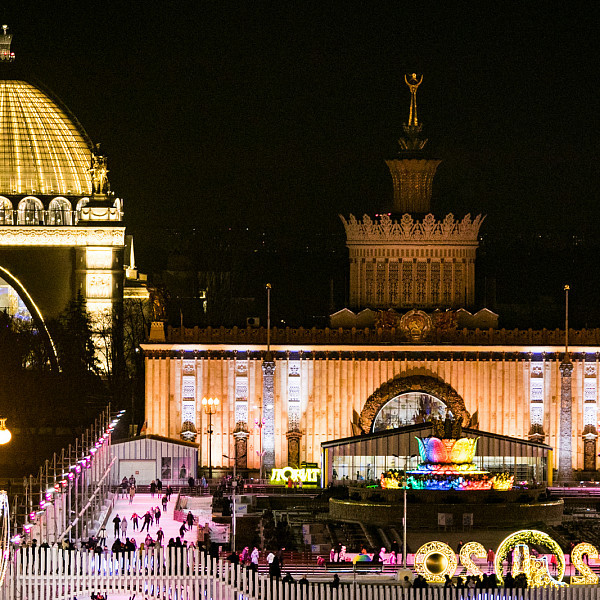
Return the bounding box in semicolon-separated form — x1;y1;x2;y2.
0;28;127;367
142;327;600;476
141;74;599;480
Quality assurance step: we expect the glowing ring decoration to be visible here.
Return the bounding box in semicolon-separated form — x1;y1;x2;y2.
459;541;486;577
571;542;599;585
494;530;565;586
414;541;457;583
0;491;9;587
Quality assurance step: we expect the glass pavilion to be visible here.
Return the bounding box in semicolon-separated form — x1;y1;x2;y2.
321;423;552;488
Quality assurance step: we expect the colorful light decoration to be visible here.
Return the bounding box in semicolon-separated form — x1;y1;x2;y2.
570;542;599;585
414;541;457;583
417;436;479;464
22;410;121;537
381;435;513;491
459;542;486;577
494;530;565;586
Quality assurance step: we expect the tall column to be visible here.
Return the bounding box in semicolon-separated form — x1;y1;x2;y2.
262;360;276;472
558;357;574;483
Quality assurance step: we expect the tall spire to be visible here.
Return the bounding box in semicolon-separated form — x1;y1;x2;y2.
405;73;422;127
0;25;15;62
398;73;428;153
385;73;440;213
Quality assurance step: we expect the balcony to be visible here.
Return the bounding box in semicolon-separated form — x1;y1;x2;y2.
0;209;78;226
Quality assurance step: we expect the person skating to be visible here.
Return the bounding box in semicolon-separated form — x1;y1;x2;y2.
141;511;152;532
112;514;121;538
156;527;164;546
120;516;128;538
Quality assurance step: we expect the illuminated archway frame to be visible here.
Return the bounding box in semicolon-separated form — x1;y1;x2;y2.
0;266;59;371
359;374;471;434
494;529;565;586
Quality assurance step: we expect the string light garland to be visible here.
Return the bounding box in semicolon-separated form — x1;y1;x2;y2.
414;541;457;583
494;530;565;586
570;542;599;585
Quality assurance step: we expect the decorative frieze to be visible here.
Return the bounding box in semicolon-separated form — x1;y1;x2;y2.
340;213;484;244
0;226;125;246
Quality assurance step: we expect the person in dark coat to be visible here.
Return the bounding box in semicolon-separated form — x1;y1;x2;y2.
112;514;121;537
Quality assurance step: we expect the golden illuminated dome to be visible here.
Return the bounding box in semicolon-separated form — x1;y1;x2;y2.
0;80;93;196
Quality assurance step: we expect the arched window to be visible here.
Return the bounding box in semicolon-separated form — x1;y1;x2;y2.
17;197;44;225
75;197;90;225
0;197;13;225
48;197;72;225
372;391;452;432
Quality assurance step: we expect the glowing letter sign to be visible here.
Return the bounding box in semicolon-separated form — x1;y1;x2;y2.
270;466;321;484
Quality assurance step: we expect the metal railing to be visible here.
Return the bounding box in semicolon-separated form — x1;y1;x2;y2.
0;209;77;226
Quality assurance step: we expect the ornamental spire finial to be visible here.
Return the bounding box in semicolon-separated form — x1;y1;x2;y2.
397;73;427;153
405;73;423;127
0;25;14;62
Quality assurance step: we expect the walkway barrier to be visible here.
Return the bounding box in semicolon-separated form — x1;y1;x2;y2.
3;547;600;599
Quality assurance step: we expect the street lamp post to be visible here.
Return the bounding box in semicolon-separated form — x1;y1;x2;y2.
255;417;266;481
202;397;220;481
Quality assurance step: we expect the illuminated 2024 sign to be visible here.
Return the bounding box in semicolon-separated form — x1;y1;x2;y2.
270;466;321;484
414;530;597;587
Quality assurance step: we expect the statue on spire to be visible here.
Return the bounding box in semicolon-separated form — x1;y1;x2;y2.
405;73;423;127
89;144;109;194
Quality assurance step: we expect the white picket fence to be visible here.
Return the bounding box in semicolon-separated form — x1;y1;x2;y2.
2;548;600;600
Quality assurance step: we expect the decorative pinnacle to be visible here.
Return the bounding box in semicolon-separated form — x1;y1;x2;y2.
0;25;14;62
398;73;427;152
405;73;423;127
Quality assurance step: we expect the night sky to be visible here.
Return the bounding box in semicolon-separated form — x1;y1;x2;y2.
2;4;599;324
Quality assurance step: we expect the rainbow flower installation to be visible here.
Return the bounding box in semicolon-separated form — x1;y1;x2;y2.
380;436;514;491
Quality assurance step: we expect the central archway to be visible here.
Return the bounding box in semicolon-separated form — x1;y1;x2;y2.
0;266;59;370
359;374;470;433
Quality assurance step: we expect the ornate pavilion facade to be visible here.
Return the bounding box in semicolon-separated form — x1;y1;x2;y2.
142;325;600;478
142;75;593;480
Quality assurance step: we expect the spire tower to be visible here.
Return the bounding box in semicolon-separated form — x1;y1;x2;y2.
385;74;441;214
340;74;485;311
